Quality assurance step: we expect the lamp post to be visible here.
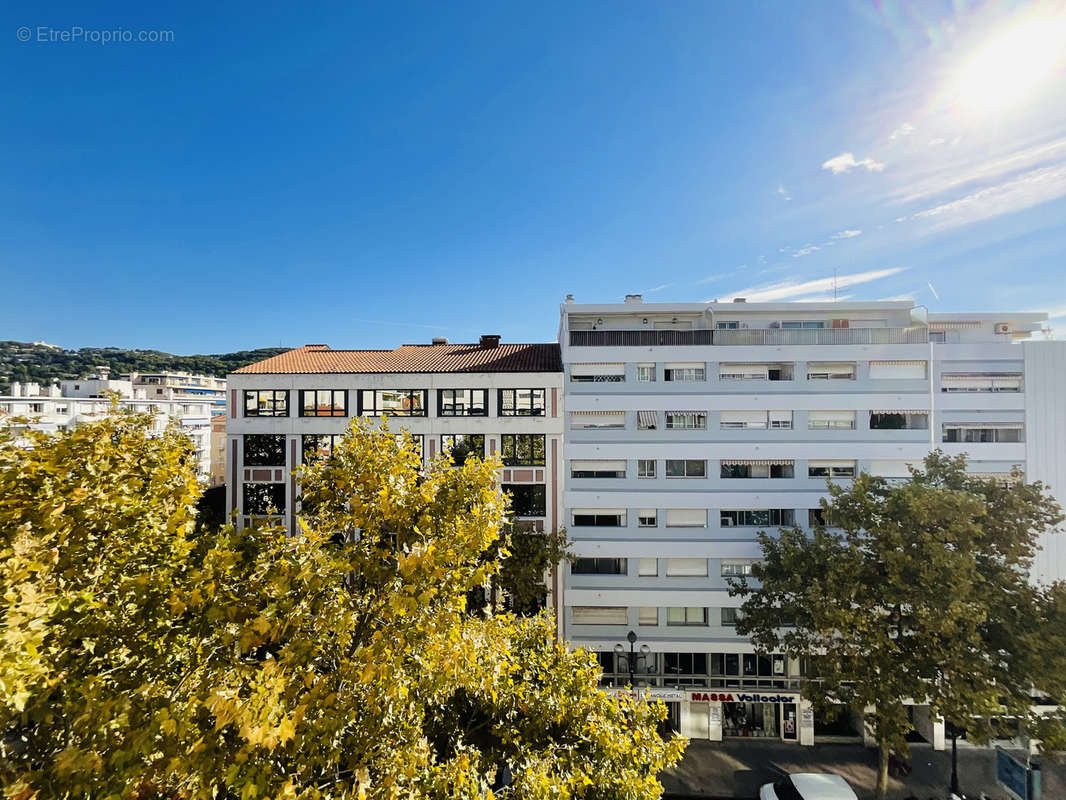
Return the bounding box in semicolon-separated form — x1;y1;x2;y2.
614;630;651;688
948;721;961;798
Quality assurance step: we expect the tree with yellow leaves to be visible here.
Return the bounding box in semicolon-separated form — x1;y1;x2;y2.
0;413;683;799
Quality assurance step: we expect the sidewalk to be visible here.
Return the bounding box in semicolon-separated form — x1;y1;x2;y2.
661;739;1064;799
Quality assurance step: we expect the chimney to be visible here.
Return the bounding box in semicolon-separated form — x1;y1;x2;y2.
431;336;449;345
733;297;747;303
624;294;643;304
10;381;21;397
479;334;501;349
565;294;574;303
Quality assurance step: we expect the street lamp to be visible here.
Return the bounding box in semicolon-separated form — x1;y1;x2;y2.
614;629;652;688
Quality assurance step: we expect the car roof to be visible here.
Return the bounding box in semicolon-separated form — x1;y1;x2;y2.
788;773;857;800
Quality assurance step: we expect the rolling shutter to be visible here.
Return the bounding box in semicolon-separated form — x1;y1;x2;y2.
665;558;708;577
869;360;927;379
570;363;625;378
571;606;628;625
665;509;707;527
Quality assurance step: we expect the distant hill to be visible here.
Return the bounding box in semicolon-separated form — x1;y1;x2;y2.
0;341;289;393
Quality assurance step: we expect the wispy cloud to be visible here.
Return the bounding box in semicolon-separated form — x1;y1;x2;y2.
910;164;1066;231
889;122;915;141
878;293;916;302
792;244;820;258
695;267;747;285
643;283;673;294
831;229;863;239
1040;304;1066;320
927;282;940;301
723;267;908;302
776;184;791;201
785;294;855;303
822;152;886;174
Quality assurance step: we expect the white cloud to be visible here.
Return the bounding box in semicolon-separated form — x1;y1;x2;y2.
831;229;863;239
878;293;916;301
1041;304;1066;320
890;122;915;140
695;268;747;285
792;244;820;258
783;294;855;303
777;184;791;201
911;164;1066;231
822;152;886;174
643;283;673;294
723;267;909;302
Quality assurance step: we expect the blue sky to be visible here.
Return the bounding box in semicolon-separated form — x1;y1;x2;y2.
3;0;1066;353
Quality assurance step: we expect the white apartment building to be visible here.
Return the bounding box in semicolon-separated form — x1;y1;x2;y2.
225;337;565;611
0;372;213;481
124;371;228;418
559;294;1064;745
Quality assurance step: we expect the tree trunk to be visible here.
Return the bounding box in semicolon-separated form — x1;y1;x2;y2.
876;739;890;800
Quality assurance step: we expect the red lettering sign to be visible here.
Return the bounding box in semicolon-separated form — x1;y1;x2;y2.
689;692;735;702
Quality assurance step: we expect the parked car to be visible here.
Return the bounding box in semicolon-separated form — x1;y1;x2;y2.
759;773;859;800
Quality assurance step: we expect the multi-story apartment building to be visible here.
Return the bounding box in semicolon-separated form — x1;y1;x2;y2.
225;337;565;608
0;371;213;481
124;371;228;418
559;294;1063;746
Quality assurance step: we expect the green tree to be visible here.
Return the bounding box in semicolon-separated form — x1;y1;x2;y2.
731;452;1066;800
1;414;684;799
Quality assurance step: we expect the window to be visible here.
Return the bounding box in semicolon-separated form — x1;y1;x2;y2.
720;509;795;527
54;405;68;414
941;373;1023;392
807;362;855;380
296;389;346;417
665;509;707;528
870;412;929;430
638;509;657;527
667;607;707;626
29;403;44;413
636;363;656;382
782;320;824;329
943;424;1023;443
569;411;625;429
244;434;286;466
244;390;289;417
500;434;545;466
720;461;794;478
930;330;947;343
664;652;708;675
720;410;791;430
720;607;742;626
869;360;927;379
719;363;793;381
716;321;739;329
395;433;424;457
570;460;626;478
638;607;658;626
572;607;628;625
808;410;856;430
243;482;285;514
637;459;656;478
359;390;425;417
570;363;624;382
302;434;341;464
808;460;856;478
572;557;627;575
721;561;755;577
666;459;706;478
666;558;707;577
572;510;626;527
498;388;545;416
441;434;486;459
664;363;706;382
637;411;658;430
437;389;487;416
665;411;707;430
638;557;658;576
503;484;546;517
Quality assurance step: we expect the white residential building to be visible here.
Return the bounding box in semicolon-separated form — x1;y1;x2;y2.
225;337;565;612
0;372;213;481
559;294;1063;745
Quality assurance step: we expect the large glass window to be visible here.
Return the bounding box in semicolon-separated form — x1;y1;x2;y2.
942;425;1022;443
244;434;286;466
572;511;625;527
720;509;795;527
299;390;347;417
666;607;707;626
503;484;546;517
359;390;426;417
572;557;627;575
870;412;928;430
498;388;545;416
302;434;341;464
244;390;288;417
665;411;707;430
243;482;286;514
637;459;656;478
500;434;545;466
664;653;708;675
665;459;707;478
437;389;487;416
441;434;485;459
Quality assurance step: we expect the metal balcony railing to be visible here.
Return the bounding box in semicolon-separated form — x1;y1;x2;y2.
569;327;929;347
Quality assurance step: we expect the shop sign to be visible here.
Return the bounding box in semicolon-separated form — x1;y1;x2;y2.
610;688;686;701
689;691;799;704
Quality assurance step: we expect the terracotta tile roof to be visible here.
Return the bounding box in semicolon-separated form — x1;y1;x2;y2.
232;342;562;375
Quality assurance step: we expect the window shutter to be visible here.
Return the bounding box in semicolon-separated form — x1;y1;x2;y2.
571;459;627;472
570;363;625;377
571;606;628;625
808;410;856;424
720;410;768;426
869;360;927;379
665;558;708;577
638;557;658;576
665;509;707;527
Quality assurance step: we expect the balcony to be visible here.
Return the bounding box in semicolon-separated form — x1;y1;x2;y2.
569;327;928;347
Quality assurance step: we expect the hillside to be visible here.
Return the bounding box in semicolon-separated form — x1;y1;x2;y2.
0;341;288;393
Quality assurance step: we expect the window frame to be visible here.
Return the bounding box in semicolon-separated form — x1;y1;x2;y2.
437;388;488;417
302;434;341;464
441;433;486;458
503;483;547;517
572;557;628;575
358;389;427;417
242;482;286;515
243;434;287;467
298;389;348;417
665;458;707;478
244;389;289;417
665;411;707;430
498;388;546;417
666;607;708;627
500;433;546;466
637;459;657;478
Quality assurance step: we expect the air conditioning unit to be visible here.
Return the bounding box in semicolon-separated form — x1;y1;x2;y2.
994;323;1010;334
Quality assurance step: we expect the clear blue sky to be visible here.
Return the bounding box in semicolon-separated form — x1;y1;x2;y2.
4;0;1066;352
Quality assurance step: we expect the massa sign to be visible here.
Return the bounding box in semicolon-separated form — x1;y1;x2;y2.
689;691;799;704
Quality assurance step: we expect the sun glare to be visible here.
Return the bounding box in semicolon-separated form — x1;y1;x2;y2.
950;12;1066;116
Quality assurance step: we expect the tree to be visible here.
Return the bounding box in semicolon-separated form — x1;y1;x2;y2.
731;452;1066;800
1;414;684;799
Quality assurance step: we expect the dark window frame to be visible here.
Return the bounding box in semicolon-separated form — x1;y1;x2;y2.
441;433;486;458
500;433;545;466
243;482;286;514
244;434;286;467
437;388;488;417
244;390;289;417
302;434;341;464
298;389;348;418
572;557;627;575
358;389;427;417
503;483;546;517
498;388;546;417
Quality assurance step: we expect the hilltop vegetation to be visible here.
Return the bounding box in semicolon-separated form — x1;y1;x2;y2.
0;340;287;392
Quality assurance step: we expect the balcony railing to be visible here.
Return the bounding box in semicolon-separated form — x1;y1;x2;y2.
570;327;929;347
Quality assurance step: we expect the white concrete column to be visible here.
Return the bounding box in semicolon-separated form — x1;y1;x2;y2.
708;701;723;741
799;698;815;746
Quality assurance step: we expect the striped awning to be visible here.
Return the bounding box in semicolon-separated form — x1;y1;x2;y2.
869;360;926;367
870;409;928;414
721;459;795;466
944;422;1023;429
637;411;658;428
930;321;982;329
570;410;624;416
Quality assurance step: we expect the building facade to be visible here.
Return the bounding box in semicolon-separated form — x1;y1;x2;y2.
0;372;214;481
558;294;1062;745
225;338;565;608
125;371;228;418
